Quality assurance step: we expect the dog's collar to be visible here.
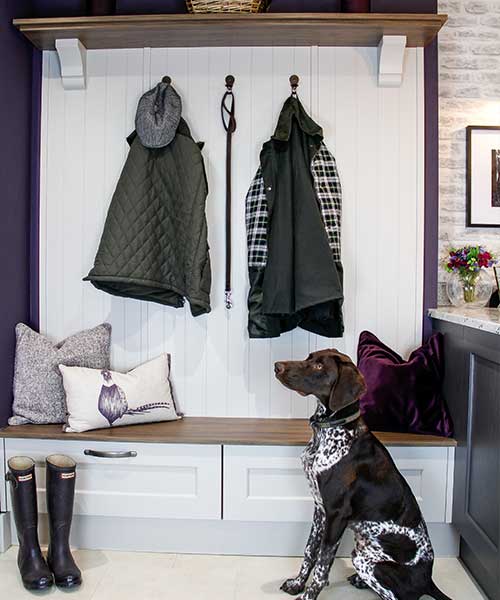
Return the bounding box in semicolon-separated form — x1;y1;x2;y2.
310;403;361;429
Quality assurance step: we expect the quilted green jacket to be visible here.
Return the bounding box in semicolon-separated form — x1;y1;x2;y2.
85;120;211;317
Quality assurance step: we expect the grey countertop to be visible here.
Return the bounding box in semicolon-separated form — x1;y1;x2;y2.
429;306;500;336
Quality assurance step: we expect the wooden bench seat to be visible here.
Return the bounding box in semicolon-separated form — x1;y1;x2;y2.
0;417;457;447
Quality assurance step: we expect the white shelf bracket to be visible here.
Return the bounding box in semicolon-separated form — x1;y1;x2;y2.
55;38;87;90
378;35;407;88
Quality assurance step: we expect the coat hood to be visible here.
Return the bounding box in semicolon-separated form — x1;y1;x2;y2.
272;96;323;144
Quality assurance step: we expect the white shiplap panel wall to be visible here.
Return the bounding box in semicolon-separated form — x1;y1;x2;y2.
40;47;424;418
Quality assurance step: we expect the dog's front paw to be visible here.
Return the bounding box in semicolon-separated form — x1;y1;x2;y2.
280;578;305;596
296;591;317;600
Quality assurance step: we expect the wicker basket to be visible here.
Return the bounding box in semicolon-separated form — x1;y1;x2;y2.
186;0;268;13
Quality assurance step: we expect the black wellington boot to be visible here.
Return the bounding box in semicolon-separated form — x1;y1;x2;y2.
6;457;54;591
46;455;82;588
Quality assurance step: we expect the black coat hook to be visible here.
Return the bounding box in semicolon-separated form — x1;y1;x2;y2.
290;74;299;97
225;75;235;91
162;75;172;84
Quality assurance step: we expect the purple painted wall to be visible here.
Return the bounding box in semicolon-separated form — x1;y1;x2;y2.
30;50;42;336
0;0;40;427
31;0;85;17
29;0;187;16
268;1;342;11
423;38;439;339
28;0;440;13
371;0;437;12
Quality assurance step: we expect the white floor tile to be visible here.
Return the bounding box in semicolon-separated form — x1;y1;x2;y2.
0;548;487;600
0;548;110;599
431;558;487;600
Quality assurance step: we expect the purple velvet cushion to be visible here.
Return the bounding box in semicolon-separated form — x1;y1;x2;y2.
357;331;454;437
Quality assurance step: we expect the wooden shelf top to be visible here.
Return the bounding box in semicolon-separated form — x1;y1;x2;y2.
0;417;456;447
13;13;447;51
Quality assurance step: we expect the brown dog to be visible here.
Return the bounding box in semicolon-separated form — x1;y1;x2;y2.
274;349;451;600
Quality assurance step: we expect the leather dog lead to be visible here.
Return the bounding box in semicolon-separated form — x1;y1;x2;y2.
221;75;236;309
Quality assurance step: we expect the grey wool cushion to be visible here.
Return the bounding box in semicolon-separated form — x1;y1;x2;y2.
9;323;112;426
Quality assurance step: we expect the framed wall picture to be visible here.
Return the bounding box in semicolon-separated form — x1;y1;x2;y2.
467;125;500;227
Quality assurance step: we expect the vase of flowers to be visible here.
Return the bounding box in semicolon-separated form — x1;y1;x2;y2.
444;245;496;308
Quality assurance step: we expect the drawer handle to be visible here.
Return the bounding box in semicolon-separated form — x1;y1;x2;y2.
84;450;137;459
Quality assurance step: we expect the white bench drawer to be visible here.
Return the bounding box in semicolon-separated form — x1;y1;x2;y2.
390;446;453;523
5;439;222;520
223;445;454;524
224;446;311;523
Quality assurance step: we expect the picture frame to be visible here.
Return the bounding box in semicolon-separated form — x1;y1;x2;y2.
466;125;500;228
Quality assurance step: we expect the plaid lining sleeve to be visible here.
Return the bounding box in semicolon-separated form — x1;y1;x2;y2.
312;143;342;262
245;142;342;268
246;167;268;268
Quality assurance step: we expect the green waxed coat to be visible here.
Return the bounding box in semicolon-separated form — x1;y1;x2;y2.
85;120;211;317
248;97;344;339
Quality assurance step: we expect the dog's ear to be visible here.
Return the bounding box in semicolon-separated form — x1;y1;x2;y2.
328;354;367;413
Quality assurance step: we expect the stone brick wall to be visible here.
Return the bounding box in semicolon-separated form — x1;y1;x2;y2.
438;0;500;303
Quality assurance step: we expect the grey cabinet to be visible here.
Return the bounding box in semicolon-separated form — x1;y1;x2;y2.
433;319;500;600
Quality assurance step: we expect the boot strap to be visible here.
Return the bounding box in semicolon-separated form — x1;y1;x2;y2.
5;472;18;489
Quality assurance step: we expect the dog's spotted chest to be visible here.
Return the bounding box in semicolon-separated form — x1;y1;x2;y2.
301;424;356;509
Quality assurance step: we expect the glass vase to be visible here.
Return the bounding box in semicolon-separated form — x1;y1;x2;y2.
446;270;493;309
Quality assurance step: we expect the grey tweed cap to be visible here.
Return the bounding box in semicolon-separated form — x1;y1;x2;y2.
136;80;182;149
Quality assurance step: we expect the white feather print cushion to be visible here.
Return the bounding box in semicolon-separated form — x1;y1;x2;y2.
59;354;181;433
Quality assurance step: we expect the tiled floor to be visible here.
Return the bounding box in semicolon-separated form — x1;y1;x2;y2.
0;547;486;600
